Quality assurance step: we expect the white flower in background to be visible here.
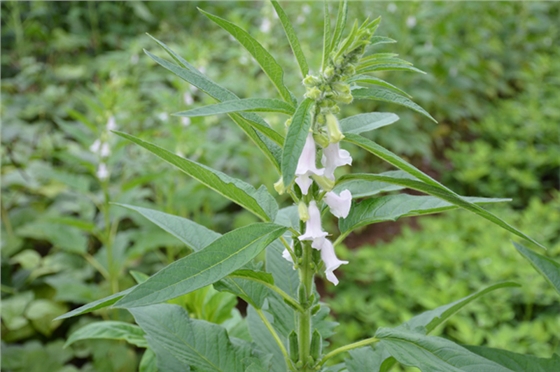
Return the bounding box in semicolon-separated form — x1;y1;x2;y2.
183;92;194;105
260;18;272;33
96;163;109;180
387;3;397;13
130;54;139;65
198;66;206;75
181;117;191;127
100;142;111;158
324;190;352;218
299;201;327;241
312;237;348;285
106;116;117;131
295;133;324;194
89;139;101;153
321;142;352;180
302;4;311;14
158;112;169;121
406;16;417;29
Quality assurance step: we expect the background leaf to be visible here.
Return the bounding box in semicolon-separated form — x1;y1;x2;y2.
64;321;147;348
339;112;399;134
174;98;295;117
514;242;560;295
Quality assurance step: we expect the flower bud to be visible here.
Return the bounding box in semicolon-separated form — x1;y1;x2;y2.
313;132;330;149
305;86;322;100
303;74;321;87
298;201;309;222
274;177;286;195
325;113;345;143
336;93;354;105
284;118;292;127
323;66;335;79
311;174;335;191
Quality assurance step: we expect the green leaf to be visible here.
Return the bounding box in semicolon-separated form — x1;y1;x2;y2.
266;240;299;297
514;242;560;295
131;304;254;372
114;131;278;222
115;203;220;251
64;321;147;348
281;98;314;186
200;9;296;105
54;287;133;320
247;305;287;372
402;282;520;335
145;45;283;169
215;269;274;309
339;194;508;234
464;346;560;372
321;1;332;70
353;87;436;123
115;223;287;308
339;112;399;134
367;36;396;47
329;0;349;59
375;328;513;372
270;0;308;78
349;75;412;97
357;63;426;75
130;270;150;284
342;133;545;249
174;98;295;117
345;347;394;372
334;170;409;198
139;348;158;372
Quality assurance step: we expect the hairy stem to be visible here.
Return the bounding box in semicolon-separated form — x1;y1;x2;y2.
255;308;296;371
297;241;315;371
319;337;380;366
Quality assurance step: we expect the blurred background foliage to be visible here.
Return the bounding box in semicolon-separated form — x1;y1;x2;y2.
1;1;559;371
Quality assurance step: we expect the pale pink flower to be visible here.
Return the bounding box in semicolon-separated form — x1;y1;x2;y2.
324;190;352;218
295;133;324;194
298;201;327;241
313;237;348;285
321;142;352;180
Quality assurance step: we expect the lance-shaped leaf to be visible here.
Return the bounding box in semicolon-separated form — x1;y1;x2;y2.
375;328;513;372
328;0;349;59
349;75;412;97
282;98;314;186
145;42;283;168
514;242;560;295
321;2;331;70
464;345;560;372
271;0;308;78
367;36;396;47
116;204;220;251
64;321;147;348
200;9;296;105
114;131;278;222
175;98;295;117
334;170;412;198
401;282;520;334
339;112;399;134
54;287;134;320
214;269;275;309
343;134;545;249
131;304;255;372
353;87;436;123
339;194;508;234
115;223;287;308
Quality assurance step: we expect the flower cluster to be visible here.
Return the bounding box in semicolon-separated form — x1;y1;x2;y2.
90;116;117;180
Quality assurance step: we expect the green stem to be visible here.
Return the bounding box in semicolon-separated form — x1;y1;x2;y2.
255;308;296;371
297;241;314;371
101;179;118;294
319;337;380;366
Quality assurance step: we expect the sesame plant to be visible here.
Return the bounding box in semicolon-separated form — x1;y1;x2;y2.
57;2;559;371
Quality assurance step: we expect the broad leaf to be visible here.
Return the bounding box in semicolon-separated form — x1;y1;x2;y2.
514;242;560;295
116;204;220;251
402;282;520;334
115;223;287;308
334;170;409;198
201;9;296;105
465;345;560;372
271;0;308;78
54;287;133;320
215;269;274;309
353;87;436;123
174;98;295;117
339;112;399;134
145;44;283;168
376;328;512;372
345;346;394;372
131;304;255;372
114;131;278;222
349;75;412;97
282;98;314;186
139;348;158;372
247;305;287;372
64;321;147;348
343;134;545;249
339;194;508;234
266;240;299;297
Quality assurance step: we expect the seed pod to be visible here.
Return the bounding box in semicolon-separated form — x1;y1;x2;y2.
310;330;322;361
288;331;299;362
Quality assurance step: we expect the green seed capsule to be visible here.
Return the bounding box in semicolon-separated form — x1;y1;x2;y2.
288;331;299;362
310;330;322;361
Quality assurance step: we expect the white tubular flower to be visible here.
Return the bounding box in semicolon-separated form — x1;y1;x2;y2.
106;116;117;131
299;201;327;241
96;163;109;180
295;133;324;195
313;238;348;286
181;117;191;127
100;142;111;158
324;190;352;218
89;139;101;153
321;142;352;180
183;92;194;105
282;248;294;264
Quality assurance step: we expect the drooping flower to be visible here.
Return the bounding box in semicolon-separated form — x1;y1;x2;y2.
321;142;352;180
312;237;348;285
324;189;352;218
96;163;109;180
100;142;111;158
89;139;101;153
295;133;324;195
106;116;117;131
325;113;345;143
299;201;327;241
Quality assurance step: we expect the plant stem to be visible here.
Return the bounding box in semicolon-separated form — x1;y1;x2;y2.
297;241;314;371
255;308;296;371
101;180;118;294
319;337;380;367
